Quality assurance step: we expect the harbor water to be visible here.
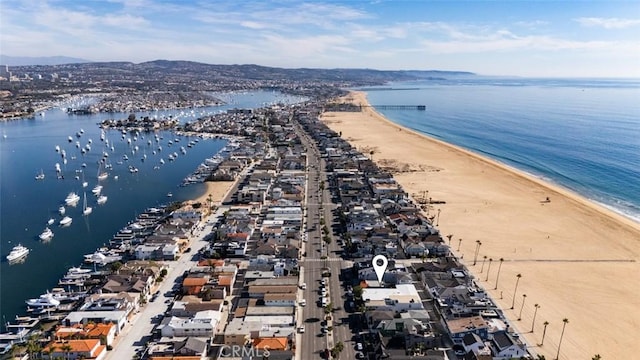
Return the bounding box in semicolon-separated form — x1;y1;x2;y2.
0;90;304;324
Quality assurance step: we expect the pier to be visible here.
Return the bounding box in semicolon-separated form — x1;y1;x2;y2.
370;105;426;110
324;103;426;112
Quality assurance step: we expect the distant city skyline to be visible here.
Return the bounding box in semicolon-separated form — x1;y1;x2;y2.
1;0;639;78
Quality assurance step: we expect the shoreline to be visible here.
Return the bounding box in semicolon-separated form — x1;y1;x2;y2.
350;91;640;230
322;91;640;359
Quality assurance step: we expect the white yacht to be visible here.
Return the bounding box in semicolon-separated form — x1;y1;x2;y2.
25;293;60;308
97;195;108;205
59;216;73;226
58;206;66;215
65;192;80;206
39;227;54;241
92;185;103;195
47;218;55;226
6;244;30;262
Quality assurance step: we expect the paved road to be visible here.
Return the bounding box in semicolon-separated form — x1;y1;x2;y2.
294;120;357;360
105;210;224;360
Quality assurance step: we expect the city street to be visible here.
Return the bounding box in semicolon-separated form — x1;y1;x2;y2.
295;120;358;360
104;209;224;360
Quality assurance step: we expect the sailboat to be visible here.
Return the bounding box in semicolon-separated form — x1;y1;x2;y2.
82;192;92;216
35;169;45;180
97;162;108;181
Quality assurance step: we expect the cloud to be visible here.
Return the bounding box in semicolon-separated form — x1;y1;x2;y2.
240;21;268;30
575;17;640;29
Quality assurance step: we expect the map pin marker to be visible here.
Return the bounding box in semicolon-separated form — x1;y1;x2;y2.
372;254;388;283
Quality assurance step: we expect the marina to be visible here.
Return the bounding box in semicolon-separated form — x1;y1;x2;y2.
0;89;305;330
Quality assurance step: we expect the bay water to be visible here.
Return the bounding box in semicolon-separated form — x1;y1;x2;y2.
0;90;304;324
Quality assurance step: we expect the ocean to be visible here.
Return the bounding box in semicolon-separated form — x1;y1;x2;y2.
363;77;640;223
0;90;304;324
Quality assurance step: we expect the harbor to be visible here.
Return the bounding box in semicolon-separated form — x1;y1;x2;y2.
0;90;305;327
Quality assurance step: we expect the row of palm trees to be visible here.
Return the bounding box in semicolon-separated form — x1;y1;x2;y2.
448;235;572;359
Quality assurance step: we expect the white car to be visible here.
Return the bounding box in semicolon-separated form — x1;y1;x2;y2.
298;325;305;333
321;288;328;296
300;283;307;290
356;343;364;351
299;299;307;306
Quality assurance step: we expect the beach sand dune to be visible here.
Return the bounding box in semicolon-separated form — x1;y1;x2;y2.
322;91;640;360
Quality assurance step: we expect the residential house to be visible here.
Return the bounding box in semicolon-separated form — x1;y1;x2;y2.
42;339;107;360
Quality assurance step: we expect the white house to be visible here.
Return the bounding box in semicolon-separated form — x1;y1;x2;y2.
160;310;220;338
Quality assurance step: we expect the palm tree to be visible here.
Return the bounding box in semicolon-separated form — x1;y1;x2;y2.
60;343;73;360
510;273;522;309
494;258;504;290
480;255;487;272
555;318;569;359
457;238;462;251
518;294;527;320
473;240;482;265
447;234;453;246
591;355;602;360
531;304;540;332
484;258;493;281
540;321;550;346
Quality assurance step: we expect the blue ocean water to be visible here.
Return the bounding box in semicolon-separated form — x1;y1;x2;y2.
363;78;640;223
0;90;304;324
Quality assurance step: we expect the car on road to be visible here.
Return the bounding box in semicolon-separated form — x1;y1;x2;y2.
300;283;307;290
298;325;305;333
299;299;306;306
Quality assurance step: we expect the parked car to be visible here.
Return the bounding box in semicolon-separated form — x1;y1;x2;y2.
356;342;363;351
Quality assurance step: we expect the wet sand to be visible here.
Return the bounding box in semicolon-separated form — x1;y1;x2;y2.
321;91;640;359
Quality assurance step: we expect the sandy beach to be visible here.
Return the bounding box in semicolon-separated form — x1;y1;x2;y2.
190;180;235;206
321;91;640;359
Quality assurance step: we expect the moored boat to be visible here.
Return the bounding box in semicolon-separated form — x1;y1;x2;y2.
59;216;72;226
64;192;80;206
6;244;30;262
39;227;54;241
97;195;108;205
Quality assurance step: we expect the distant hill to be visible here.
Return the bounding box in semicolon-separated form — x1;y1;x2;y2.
0;55;92;66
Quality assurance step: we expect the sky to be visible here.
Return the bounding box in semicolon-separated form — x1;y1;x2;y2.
1;0;639;77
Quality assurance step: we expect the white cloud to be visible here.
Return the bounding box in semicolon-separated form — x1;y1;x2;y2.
240;21;268;30
575;17;640;29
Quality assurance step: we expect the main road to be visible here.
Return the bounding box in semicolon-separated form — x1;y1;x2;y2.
293;118;358;360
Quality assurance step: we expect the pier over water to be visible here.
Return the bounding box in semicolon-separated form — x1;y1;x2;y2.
324;103;426;112
371;105;426;110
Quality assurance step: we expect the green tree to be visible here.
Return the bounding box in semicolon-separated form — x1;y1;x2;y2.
353;285;363;299
109;261;123;274
592;355;602;360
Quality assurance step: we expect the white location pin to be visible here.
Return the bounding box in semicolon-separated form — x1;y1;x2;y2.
372;254;388;283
